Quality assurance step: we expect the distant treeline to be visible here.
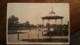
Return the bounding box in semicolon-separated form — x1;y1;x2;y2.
8;15;68;30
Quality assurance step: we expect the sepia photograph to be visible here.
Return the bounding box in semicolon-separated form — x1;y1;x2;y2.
7;3;70;44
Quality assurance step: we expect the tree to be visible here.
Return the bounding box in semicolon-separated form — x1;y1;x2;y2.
30;24;35;28
46;23;50;27
25;21;30;28
38;24;43;28
46;23;50;30
8;15;19;30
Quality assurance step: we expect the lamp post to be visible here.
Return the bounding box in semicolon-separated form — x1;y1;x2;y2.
61;19;63;41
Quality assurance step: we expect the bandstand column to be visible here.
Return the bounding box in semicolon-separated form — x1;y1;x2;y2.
61;19;63;25
42;19;44;35
42;19;44;27
47;19;50;31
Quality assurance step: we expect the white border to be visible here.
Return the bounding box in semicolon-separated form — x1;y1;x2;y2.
6;3;70;44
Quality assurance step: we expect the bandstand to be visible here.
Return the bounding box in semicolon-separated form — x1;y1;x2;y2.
41;8;64;40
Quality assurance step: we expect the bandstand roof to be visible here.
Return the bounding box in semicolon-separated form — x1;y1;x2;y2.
42;8;64;20
42;16;63;20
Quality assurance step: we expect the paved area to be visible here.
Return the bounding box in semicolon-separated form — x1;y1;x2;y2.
7;28;69;44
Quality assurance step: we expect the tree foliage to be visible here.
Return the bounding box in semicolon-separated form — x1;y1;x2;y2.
25;21;30;28
8;15;19;30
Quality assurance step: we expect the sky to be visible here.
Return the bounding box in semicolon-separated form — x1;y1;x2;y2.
7;3;70;25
